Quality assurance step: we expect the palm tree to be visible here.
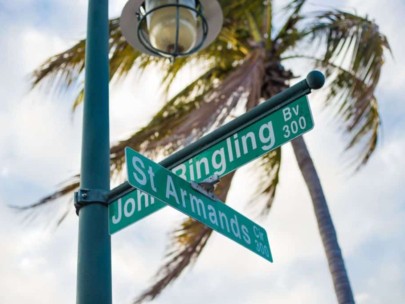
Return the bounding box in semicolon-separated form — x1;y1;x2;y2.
24;0;390;303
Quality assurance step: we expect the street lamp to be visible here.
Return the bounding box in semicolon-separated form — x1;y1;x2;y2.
78;1;223;303
120;0;223;59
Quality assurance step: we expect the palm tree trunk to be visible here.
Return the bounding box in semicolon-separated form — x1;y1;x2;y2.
291;136;355;304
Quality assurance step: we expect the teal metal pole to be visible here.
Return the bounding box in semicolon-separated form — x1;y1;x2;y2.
77;0;112;303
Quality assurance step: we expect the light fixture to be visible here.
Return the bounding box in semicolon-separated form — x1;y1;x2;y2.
120;0;223;59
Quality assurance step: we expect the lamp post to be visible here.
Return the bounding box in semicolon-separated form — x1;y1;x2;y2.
76;0;223;303
76;0;111;303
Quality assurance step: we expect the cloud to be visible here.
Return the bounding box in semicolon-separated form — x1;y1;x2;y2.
0;202;76;304
1;1;405;304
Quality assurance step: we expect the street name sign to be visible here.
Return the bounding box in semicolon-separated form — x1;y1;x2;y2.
124;147;273;262
109;95;314;234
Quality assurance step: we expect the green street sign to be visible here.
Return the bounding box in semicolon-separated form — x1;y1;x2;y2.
171;95;313;180
124;147;273;262
109;95;313;234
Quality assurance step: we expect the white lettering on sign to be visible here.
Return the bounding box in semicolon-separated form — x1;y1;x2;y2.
124;198;136;218
160;173;253;245
132;156;147;185
111;191;155;224
282;104;300;122
172;120;275;181
282;104;309;139
259;122;275;151
131;156;157;193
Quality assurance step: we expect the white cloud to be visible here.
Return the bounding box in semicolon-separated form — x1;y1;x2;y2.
1;1;405;304
0;202;77;304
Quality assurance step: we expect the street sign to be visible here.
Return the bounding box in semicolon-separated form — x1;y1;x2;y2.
171;95;313;180
109;95;313;233
124;147;273;262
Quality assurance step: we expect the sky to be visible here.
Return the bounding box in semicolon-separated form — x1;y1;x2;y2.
0;0;404;303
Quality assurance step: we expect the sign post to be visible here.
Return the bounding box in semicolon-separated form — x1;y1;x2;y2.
109;95;314;233
76;0;112;303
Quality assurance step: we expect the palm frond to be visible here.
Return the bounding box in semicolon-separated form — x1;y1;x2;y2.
10;175;80;210
248;147;281;217
220;0;263;20
273;0;308;56
307;10;390;80
109;66;230;172
134;219;211;304
10;176;79;228
31;19;164;104
31;39;86;94
324;64;380;169
108;19;161;83
263;0;272;46
137;49;262;146
133;172;235;304
299;11;390;168
72;86;84;112
110;49;264;172
282;54;382;169
216;27;250;57
245;9;263;44
218;0;273;49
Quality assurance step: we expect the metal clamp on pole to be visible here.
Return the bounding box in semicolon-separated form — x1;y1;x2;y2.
191;175;221;201
74;189;109;215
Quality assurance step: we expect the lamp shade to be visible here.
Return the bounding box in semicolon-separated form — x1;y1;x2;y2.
120;0;223;58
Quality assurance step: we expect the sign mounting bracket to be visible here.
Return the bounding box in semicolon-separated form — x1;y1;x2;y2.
74;189;109;215
190;175;221;201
